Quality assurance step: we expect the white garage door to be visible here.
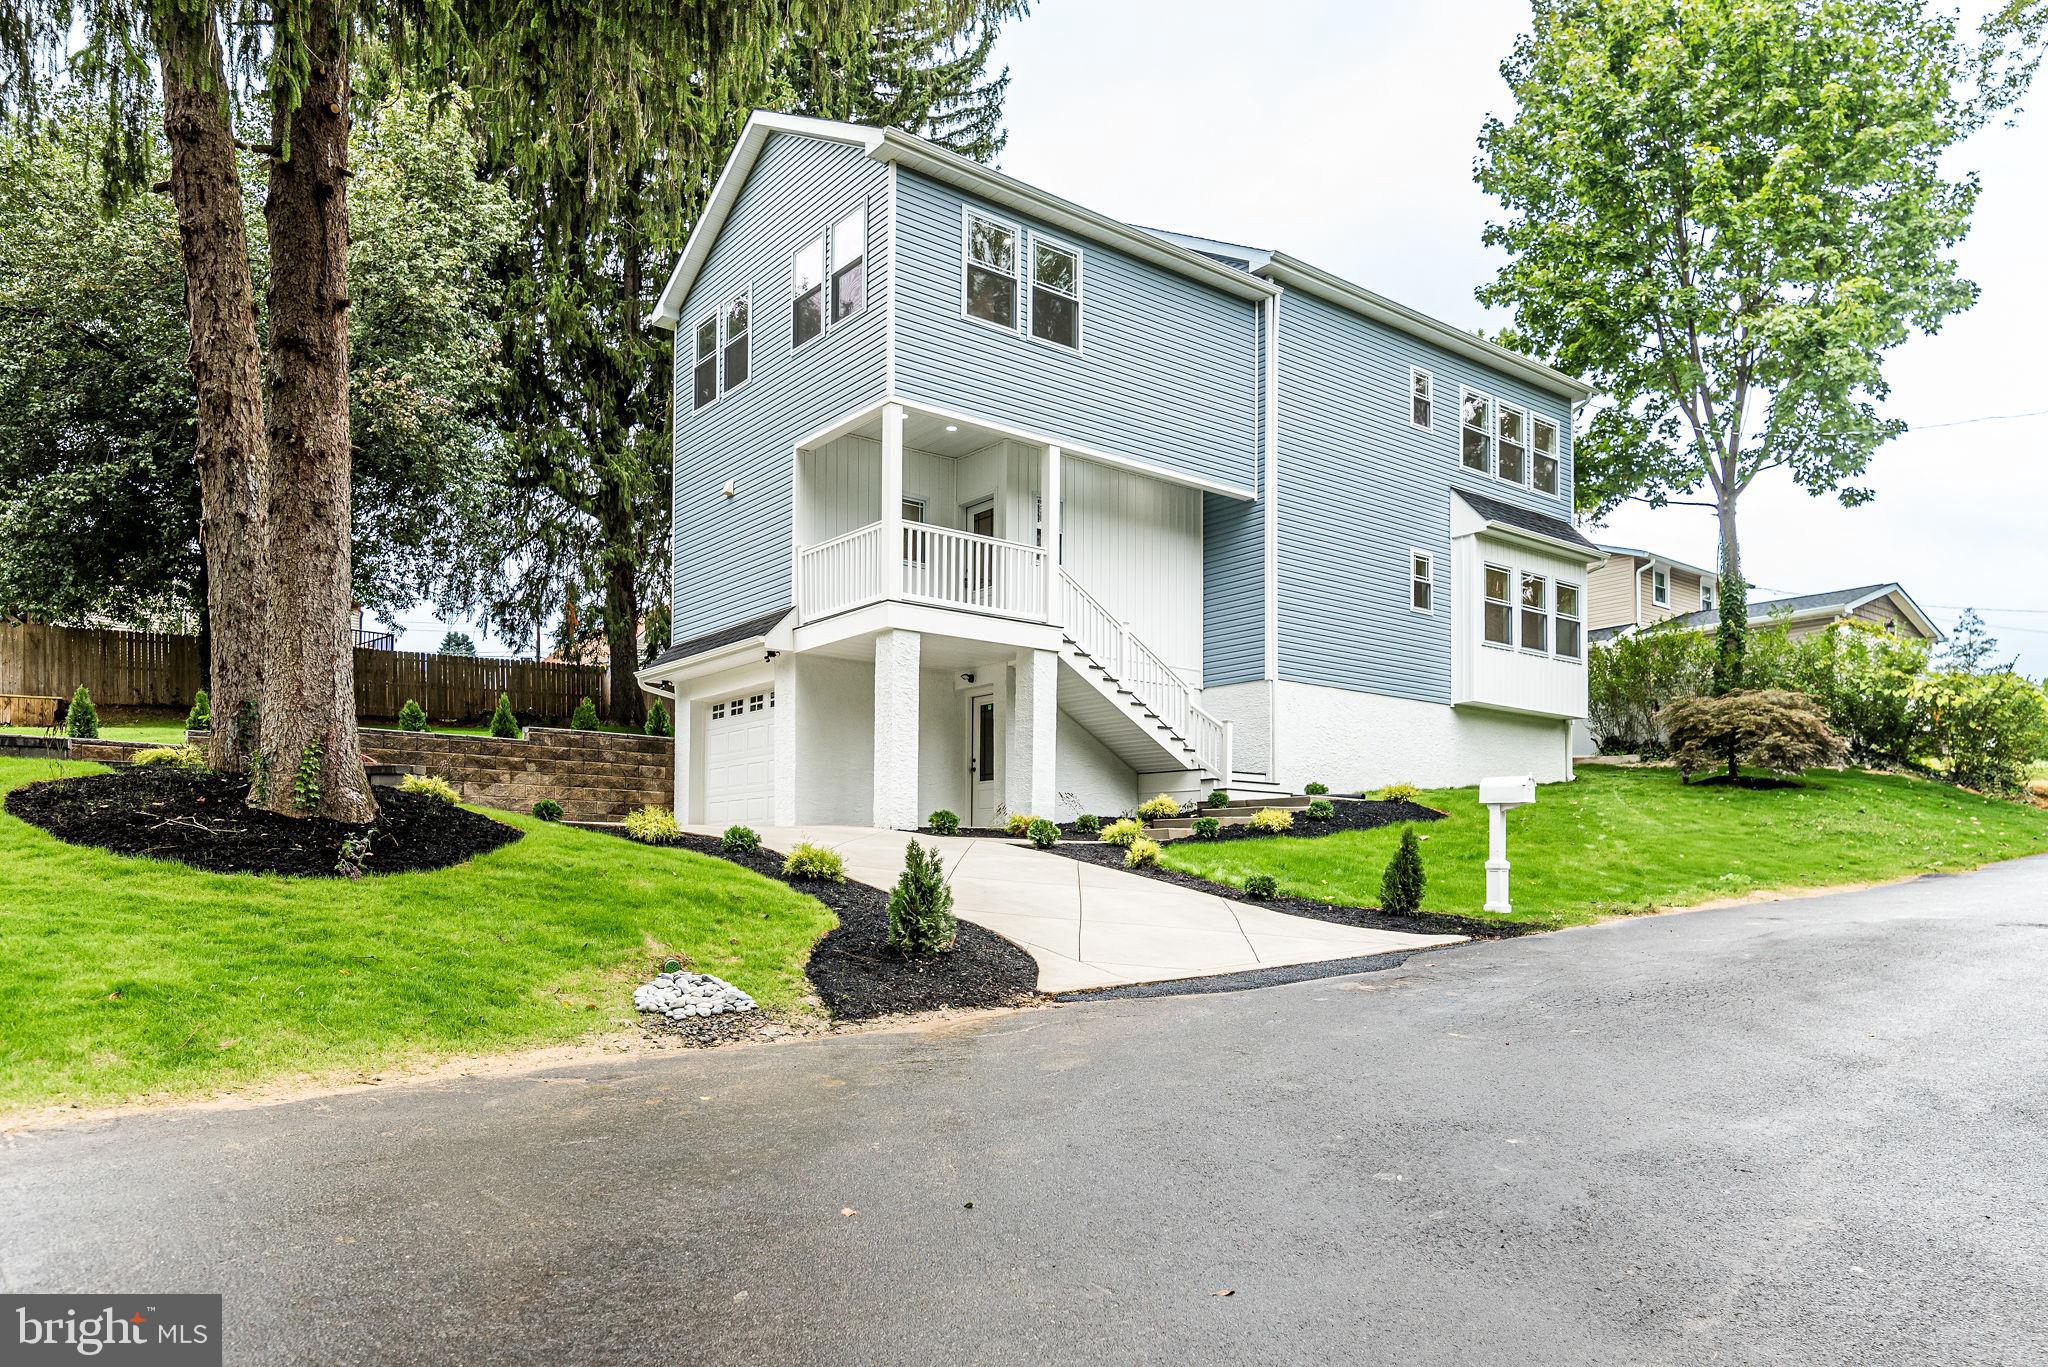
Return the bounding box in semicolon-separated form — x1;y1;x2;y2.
704;689;775;825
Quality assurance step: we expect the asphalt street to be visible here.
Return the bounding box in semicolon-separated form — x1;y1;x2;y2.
5;856;2046;1365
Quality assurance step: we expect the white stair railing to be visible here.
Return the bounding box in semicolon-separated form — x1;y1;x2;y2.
1057;571;1225;775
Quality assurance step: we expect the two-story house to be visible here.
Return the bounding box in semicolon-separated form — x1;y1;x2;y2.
637;113;1601;830
1586;546;1720;640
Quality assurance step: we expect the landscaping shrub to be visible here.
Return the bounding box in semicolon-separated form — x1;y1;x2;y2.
1124;836;1161;868
1658;689;1847;783
927;808;961;835
396;698;429;733
531;798;564;822
1005;811;1041;837
1306;797;1335;820
569;696;599;731
399;774;460;804
185;689;210;732
1379;827;1425;915
721;824;761;855
132;745;204;771
1377;782;1421;804
886;840;957;955
291;741;323;812
64;686;98;739
488;693;521;739
1769;623;1928;765
1244;873;1278;900
1587;625;1717;754
1910;670;2048;794
1191;815;1221;839
1304;781;1328;796
624;805;681;844
334;834;371;881
1100;817;1144;847
644;701;672;737
1136;793;1181;821
782;842;845;882
1249;807;1294;834
1207;789;1230;808
1026;817;1059;849
1074;813;1101;836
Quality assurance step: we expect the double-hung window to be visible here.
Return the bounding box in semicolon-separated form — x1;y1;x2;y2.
1410;552;1434;612
964;211;1019;330
1532;417;1560;495
691;314;718;409
1556;583;1583;660
792;234;825;348
1030;239;1081;349
1652;568;1669;606
1462;391;1492;473
720;292;750;391
1410;368;1434;429
831;205;866;322
1483;564;1513;645
1497;406;1527;485
1520;573;1549;653
1701;581;1716;612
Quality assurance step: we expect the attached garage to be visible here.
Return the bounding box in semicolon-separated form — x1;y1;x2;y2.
703;689;775;825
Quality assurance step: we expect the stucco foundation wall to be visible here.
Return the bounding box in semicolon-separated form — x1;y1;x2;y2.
1271;682;1571;791
1056;709;1137;821
793;655;874;824
1198;680;1272;773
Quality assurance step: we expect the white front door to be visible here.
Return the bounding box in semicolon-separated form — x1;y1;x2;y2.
966;689;999;828
704;689;775;825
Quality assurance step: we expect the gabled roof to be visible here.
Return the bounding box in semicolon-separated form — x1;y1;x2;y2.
1671;583;1944;642
1596;544;1718;581
1453;487;1604;558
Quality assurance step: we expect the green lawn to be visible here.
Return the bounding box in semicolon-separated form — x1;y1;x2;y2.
0;720;192;745
1162;766;2048;930
0;757;833;1114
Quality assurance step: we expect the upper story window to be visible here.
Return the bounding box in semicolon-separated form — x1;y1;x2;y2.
1030;239;1081;350
1556;583;1583;660
1410;551;1435;612
1652;568;1669;606
1497;406;1527;485
1532;416;1560;495
1520;573;1549;653
1461;391;1492;474
1483;564;1513;645
692;314;718;409
832;205;867;322
1701;580;1716;612
1410;369;1434;429
792;234;825;348
721;292;750;391
692;292;749;409
964;211;1020;330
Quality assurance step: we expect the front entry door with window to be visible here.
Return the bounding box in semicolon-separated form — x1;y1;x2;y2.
966;689;999;827
963;498;996;605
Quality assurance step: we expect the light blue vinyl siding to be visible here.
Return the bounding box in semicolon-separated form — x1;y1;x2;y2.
670;133;889;643
1275;290;1577;702
891;170;1260;493
1202;298;1268;686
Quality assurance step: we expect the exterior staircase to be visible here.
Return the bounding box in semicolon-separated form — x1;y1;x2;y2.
1054;570;1229;788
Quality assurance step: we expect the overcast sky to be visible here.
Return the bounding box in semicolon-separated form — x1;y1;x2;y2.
394;0;2046;671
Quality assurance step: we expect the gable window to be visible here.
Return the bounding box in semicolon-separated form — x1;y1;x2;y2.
1410;368;1433;429
1498;406;1527;484
1556;583;1583;660
792;234;825;348
1410;552;1434;612
1652;568;1669;606
1701;581;1716;612
1520;573;1549;653
1461;391;1492;473
963;211;1019;330
692;314;718;409
831;205;866;323
1483;564;1513;646
1532;416;1560;495
1030;239;1081;349
720;291;750;391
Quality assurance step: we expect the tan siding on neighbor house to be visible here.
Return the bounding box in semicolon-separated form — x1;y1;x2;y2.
1587;555;1644;631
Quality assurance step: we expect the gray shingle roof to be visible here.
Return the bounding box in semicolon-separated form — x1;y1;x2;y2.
641;606;791;671
1669;584;1900;631
1453;487;1601;552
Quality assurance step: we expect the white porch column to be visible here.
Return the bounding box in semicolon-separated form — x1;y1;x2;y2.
1040;442;1062;620
1005;647;1057;819
668;682;694;825
770;654;799;827
872;629;922;829
880;401;905;600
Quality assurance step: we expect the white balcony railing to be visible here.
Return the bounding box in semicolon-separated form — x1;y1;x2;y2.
901;524;1047;620
797;522;885;622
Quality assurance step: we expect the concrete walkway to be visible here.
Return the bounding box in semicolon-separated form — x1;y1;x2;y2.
691;825;1465;992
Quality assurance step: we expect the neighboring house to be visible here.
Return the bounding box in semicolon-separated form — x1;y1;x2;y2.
1673;583;1944;644
637;112;1601;830
1586;546;1720;639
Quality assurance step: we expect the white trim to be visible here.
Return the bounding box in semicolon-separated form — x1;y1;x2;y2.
883;163;898;392
1409;549;1436;614
1263;292;1281;684
1408;366;1434;432
892;395;1258;500
1026;232;1083;354
960;204;1023;337
790;598;1062;657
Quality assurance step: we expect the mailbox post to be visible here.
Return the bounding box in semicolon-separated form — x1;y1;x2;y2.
1477;775;1536;915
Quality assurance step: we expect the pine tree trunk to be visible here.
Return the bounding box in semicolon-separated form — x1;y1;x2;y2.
154;5;268;773
252;0;375;823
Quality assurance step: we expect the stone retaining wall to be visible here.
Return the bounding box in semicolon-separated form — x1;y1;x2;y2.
356;727;672;822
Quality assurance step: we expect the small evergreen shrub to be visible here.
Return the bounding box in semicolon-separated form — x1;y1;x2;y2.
1244;873;1279;900
1026;817;1059;849
1136;793;1181;822
63;686;99;739
185;688;211;732
1306;797;1335;820
570;696;599;730
1249;807;1294;834
396;699;429;733
531;798;564;822
1074;813;1101;836
1304;780;1329;796
886;839;957;956
1100;817;1144;847
624;805;680;844
722;824;761;855
132;745;204;771
399;774;460;804
1379;827;1426;916
1377;782;1421;804
1207;789;1230;807
1005;811;1041;837
1191;815;1222;839
928;809;961;835
783;842;845;882
488;693;521;739
644;701;673;737
1124;836;1161;868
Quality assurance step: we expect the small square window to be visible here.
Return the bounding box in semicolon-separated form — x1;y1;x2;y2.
710;701;725;720
748;693;765;713
1410;552;1434;612
1411;369;1433;429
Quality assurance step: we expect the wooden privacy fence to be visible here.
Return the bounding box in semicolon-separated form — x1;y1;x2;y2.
0;622;614;722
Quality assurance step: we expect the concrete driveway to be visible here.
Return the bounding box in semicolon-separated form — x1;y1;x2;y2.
690;824;1464;992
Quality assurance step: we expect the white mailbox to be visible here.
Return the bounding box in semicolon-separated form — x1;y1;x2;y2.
1478;774;1536;915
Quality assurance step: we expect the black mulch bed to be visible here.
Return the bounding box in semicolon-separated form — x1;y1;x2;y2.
653;833;1041;1022
918;796;1446;844
4;765;521;877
